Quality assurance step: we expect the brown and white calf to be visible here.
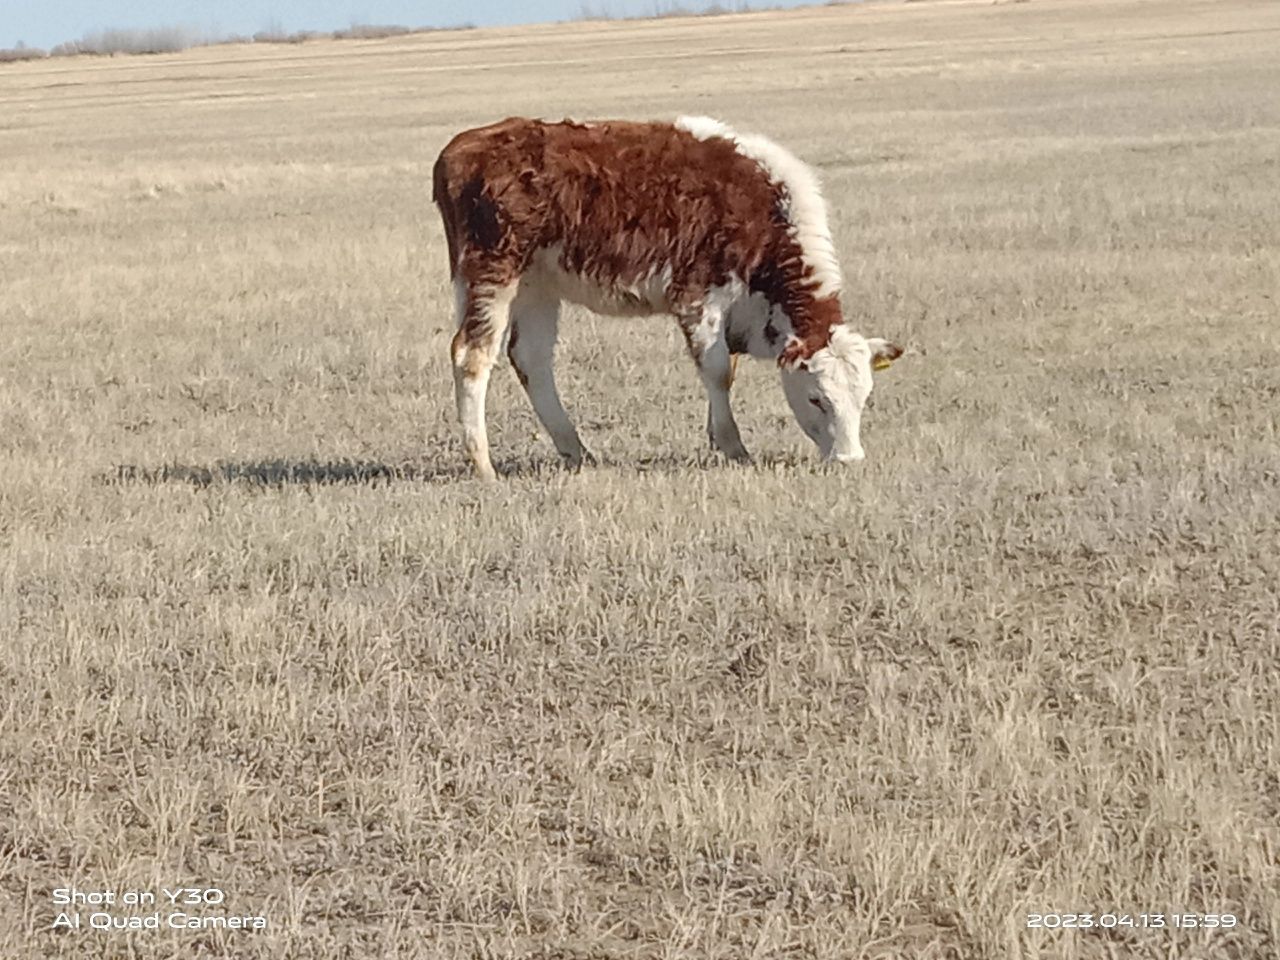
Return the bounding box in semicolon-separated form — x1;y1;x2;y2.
432;115;902;480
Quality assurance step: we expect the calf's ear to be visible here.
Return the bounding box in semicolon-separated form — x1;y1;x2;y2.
778;338;811;371
868;338;904;371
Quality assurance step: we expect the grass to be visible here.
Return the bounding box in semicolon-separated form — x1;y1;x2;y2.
1;0;1278;956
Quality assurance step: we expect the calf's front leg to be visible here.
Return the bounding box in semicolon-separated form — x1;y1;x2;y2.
680;308;751;463
705;353;741;453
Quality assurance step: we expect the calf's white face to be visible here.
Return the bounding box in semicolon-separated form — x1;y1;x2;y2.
780;326;902;462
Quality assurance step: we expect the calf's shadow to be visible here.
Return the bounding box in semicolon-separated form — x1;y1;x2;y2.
103;449;806;489
106;457;478;488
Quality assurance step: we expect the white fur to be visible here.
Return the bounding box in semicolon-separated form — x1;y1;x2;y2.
725;293;793;359
676;115;842;299
524;245;674;317
507;288;587;466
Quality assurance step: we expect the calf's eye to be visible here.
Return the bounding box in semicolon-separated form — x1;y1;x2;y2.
809;397;826;413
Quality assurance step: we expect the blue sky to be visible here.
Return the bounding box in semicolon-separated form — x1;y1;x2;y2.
3;1;818;50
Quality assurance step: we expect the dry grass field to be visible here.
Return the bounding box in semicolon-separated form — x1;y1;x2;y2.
2;0;1279;956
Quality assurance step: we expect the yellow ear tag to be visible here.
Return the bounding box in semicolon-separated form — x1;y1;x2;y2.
873;357;894;372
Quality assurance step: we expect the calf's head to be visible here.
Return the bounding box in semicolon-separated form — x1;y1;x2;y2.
780;325;903;462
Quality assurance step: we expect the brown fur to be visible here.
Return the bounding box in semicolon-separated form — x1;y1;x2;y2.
432;117;844;363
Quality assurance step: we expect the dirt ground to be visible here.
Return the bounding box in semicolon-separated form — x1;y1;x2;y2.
1;0;1278;956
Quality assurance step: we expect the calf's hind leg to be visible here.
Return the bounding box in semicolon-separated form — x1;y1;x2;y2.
451;280;516;481
507;291;590;469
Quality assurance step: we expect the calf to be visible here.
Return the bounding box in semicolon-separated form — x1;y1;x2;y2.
432;115;902;480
